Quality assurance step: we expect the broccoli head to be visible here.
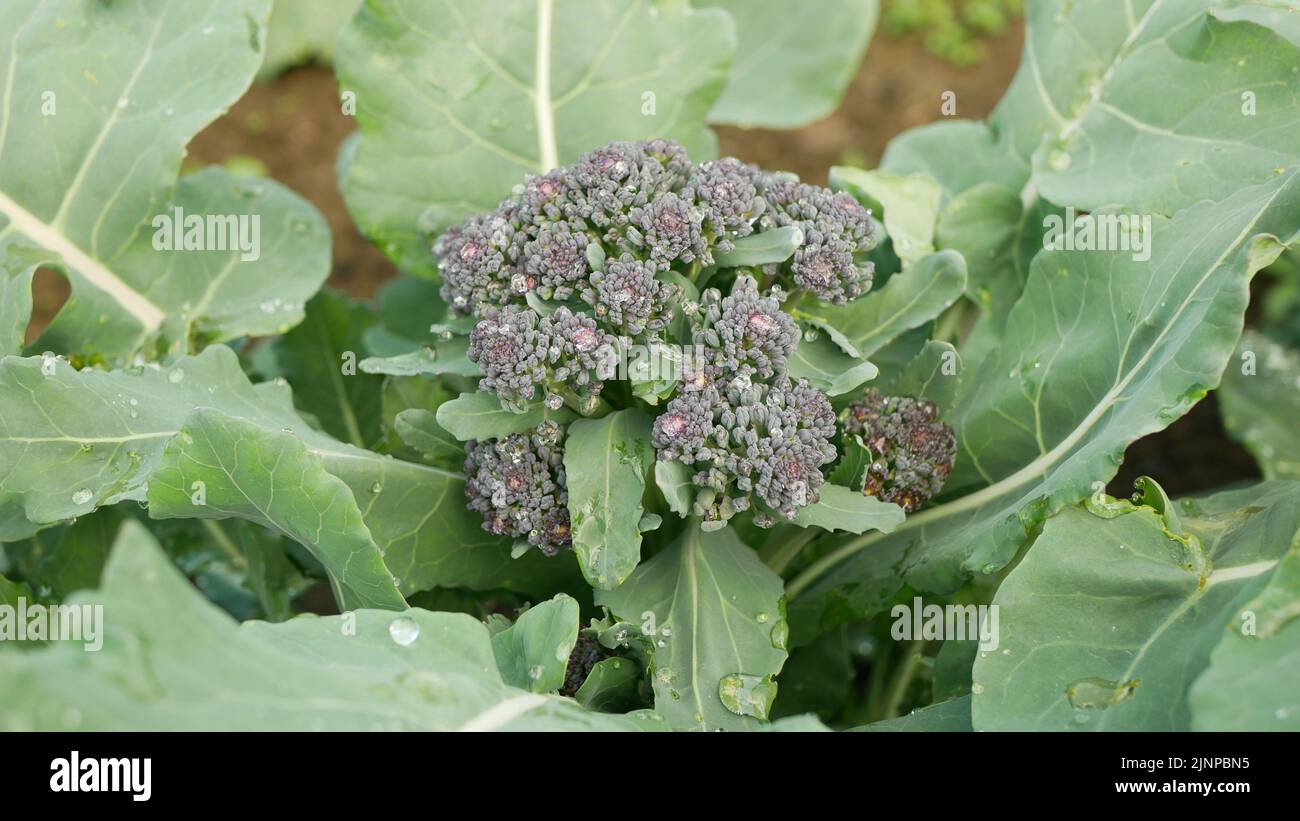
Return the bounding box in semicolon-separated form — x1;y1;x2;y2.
692;274;800;381
841;388;956;513
434;139;878;324
559;633;614;697
652;373;837;526
463;423;571;556
759;178;876;304
580;254;679;336
468;304;616;408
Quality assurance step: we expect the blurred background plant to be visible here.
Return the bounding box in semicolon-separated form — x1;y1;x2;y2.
882;0;1023;66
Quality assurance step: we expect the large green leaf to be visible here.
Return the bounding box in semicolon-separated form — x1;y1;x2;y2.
337;0;735;276
701;0;876;129
564;409;653;590
1029;4;1300;215
0;0;330;359
596;524;788;730
971;482;1300;731
147;408;407;611
1191;539;1300;730
0;521;660;731
0;345;573;599
1220;331;1300;480
787;174;1300;633
883;0;1300;354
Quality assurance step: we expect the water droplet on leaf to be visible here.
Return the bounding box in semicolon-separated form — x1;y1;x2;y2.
388;616;420;646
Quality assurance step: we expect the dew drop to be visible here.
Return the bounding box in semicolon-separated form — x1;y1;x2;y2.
388;616;420;646
1066;677;1140;710
718;673;776;720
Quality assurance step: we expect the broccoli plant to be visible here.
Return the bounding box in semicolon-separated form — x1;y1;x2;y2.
1;0;1299;736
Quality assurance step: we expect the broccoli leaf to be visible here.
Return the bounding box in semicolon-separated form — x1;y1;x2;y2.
380;374;463;467
596;524;788;730
1191;538;1300;731
787;175;1300;635
786;334;878;397
436;391;575;441
851;696;972;732
0;1;330;360
701;0;877;129
0;521;662;731
564;409;654;590
267;289;385;450
1;507;122;601
257;0;358;81
0;246;44;356
490;594;580;693
337;0;735;275
1219;331;1300;480
873;339;961;413
883;0;1300;355
359;340;480;378
392;408;464;469
0;346;573;600
791;485;905;535
0;574;33;611
574;657;645;713
147;408;407;611
363;275;454;355
971;482;1300;731
1030;5;1300;215
653;460;694;517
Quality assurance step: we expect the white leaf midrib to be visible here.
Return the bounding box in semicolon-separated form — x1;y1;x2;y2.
0;188;164;331
533;0;558;171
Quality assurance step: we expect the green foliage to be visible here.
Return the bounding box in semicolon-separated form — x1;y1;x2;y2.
972;482;1300;731
882;0;1022;66
702;0;879;128
1;0;1297;735
0;523;659;730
